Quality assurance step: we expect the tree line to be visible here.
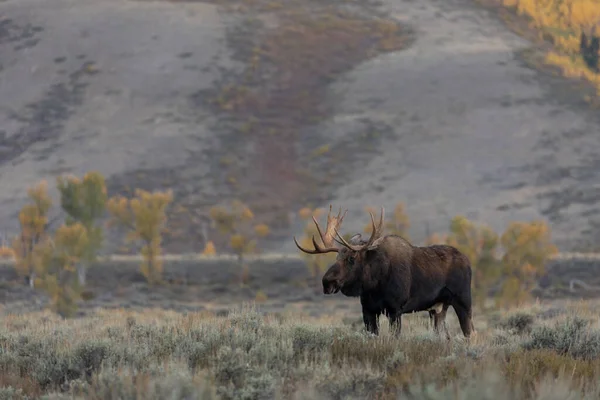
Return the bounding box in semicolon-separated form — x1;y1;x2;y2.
3;173;272;316
4;172;558;316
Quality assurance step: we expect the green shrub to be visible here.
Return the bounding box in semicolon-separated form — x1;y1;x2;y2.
3;306;600;399
524;317;600;360
498;311;536;335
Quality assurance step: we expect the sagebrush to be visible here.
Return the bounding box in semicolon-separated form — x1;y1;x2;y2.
2;302;600;399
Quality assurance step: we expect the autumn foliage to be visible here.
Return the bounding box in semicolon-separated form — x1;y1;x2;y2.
438;215;558;309
7;174;179;316
7;174;561;317
500;0;600;93
107;189;173;285
202;240;217;256
208;200;270;284
56;171;108;284
445;216;502;310
496;220;559;308
12;180;53;287
33;223;90;317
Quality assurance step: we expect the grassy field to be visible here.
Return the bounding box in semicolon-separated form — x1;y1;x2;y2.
3;300;600;399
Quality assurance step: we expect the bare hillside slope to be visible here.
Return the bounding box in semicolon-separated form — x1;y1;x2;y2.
297;0;600;253
0;0;599;254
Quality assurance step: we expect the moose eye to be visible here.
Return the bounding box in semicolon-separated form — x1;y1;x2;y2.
347;257;355;267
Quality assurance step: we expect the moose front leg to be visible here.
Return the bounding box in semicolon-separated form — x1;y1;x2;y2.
362;310;380;335
361;305;381;335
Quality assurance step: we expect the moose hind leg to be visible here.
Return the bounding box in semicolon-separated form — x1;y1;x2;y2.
428;310;436;330
433;304;451;340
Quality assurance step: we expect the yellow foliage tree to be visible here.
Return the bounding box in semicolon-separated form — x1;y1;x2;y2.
208;200;270;284
56;171;108;285
107;189;173;285
496;220;558;308
446;216;502;310
503;0;600;88
202;240;217;256
33;223;90;318
12;180;53;288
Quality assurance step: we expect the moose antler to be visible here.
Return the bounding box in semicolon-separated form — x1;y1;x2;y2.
294;205;347;254
334;207;385;252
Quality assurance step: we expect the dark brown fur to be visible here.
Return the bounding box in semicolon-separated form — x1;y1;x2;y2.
322;234;474;338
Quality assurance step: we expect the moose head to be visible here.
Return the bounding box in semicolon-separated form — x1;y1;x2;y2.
293;205;385;296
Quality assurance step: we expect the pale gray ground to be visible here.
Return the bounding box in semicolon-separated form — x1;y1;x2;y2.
286;0;600;252
0;0;229;244
0;0;599;253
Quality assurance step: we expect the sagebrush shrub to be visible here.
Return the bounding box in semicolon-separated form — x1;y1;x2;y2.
524;316;600;360
316;367;385;400
4;306;600;399
0;387;29;400
499;311;536;334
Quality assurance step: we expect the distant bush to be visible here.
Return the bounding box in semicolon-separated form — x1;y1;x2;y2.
202;240;217;256
524;316;600;360
446;216;502;310
496;220;558;308
0;244;16;260
33;223;91;317
209;200;270;285
497;311;536;335
430;216;558;310
12;180;53;288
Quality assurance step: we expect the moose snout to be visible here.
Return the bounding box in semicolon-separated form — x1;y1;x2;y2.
322;277;341;295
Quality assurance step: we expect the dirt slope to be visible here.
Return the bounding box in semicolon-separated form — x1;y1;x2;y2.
0;0;230;251
0;0;599;254
285;0;600;253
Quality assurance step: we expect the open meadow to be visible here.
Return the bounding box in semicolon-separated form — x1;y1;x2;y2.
2;253;600;399
4;299;600;399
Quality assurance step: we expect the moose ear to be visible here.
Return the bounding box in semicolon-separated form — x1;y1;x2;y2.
366;237;385;251
349;233;362;244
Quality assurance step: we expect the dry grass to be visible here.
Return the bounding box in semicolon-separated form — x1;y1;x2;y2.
3;301;600;399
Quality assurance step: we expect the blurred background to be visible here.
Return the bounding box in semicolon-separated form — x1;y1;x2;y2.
0;0;600;319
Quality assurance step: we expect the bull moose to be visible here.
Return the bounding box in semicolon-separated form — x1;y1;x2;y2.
293;205;474;339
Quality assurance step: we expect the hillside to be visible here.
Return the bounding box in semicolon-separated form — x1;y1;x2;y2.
0;0;599;255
